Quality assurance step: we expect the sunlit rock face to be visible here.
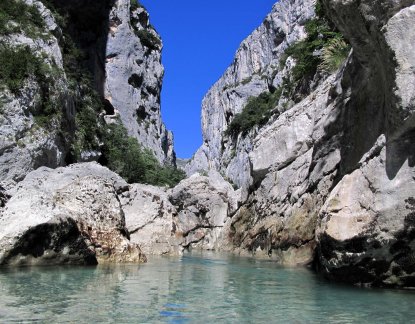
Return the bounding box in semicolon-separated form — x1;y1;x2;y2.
186;0;316;189
185;0;415;287
105;0;175;165
0;163;146;266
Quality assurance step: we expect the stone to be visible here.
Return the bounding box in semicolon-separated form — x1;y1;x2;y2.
105;0;175;165
316;144;415;287
186;0;316;190
0;163;145;266
0;0;175;190
169;171;239;250
120;183;182;256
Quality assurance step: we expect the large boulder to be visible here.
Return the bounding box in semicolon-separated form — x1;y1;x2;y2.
120;183;182;256
0;163;145;266
169;171;240;250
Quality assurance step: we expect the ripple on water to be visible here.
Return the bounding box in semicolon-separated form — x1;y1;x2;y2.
0;252;415;323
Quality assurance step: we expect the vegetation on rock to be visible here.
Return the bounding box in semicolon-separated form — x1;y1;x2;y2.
130;0;143;12
225;90;282;137
0;0;46;38
281;1;350;83
135;29;161;51
224;1;350;139
0;44;62;127
102;123;186;187
0;0;180;188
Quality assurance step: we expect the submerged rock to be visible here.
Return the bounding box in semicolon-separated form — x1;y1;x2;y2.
0;163;145;266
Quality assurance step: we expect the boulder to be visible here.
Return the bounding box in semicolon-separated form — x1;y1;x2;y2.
316;142;415;287
0;163;145;266
169;171;240;250
120;183;182;256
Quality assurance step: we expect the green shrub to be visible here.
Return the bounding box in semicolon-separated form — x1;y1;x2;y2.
0;45;61;120
281;1;350;86
0;45;41;93
319;38;350;72
225;90;282;137
135;29;161;51
130;0;143;12
101;123;185;187
0;0;46;38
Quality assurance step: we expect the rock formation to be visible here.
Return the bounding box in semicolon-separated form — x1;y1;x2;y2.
0;163;145;266
105;0;175;165
314;0;415;287
185;0;415;287
0;0;174;190
186;0;315;190
1;0;415;289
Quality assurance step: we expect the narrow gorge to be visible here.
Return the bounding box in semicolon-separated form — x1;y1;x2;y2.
0;0;415;293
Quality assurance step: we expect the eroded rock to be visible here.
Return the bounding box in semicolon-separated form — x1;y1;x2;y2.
169;171;240;250
121;183;182;256
0;163;145;266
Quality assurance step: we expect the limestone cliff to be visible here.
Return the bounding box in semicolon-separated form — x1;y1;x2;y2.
186;0;315;190
0;0;174;190
186;0;415;288
105;0;175;165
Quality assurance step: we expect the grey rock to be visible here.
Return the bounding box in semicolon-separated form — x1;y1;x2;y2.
120;183;182;256
105;0;175;165
187;0;316;190
310;0;415;287
0;0;176;190
0;1;68;190
316;143;415;287
169;171;240;250
227;75;339;265
0;163;145;266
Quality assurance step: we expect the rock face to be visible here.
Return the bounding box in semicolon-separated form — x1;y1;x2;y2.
0;0;174;190
105;0;175;165
186;0;315;189
120;170;240;255
120;183;181;256
313;0;415;287
0;0;68;190
229;76;338;266
186;0;415;287
0;163;145;266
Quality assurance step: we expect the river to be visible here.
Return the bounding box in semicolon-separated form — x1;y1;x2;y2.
0;252;414;323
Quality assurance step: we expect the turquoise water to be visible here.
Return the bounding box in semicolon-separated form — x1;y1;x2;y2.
0;252;414;323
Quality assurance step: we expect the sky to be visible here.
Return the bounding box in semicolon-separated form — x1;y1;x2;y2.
140;0;277;158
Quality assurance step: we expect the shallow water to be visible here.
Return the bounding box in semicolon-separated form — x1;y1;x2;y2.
0;252;414;323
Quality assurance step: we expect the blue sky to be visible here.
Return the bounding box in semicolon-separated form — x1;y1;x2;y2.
140;0;276;158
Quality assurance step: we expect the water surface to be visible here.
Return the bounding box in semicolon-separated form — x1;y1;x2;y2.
0;252;414;323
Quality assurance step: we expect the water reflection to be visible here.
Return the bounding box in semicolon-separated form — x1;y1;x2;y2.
0;252;414;323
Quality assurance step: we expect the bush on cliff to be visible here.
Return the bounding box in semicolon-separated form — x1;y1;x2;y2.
135;29;161;51
225;90;282;137
280;1;350;85
101;123;185;187
0;0;45;37
0;44;62;126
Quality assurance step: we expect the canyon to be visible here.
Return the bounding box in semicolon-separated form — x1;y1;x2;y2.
0;0;414;289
